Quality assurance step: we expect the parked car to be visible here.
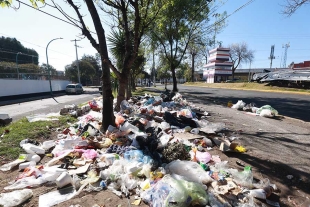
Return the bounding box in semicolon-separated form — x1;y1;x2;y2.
66;83;84;94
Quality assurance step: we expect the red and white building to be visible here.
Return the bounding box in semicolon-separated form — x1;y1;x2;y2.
203;47;233;83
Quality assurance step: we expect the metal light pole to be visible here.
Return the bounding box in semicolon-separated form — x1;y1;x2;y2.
46;37;63;95
16;52;21;80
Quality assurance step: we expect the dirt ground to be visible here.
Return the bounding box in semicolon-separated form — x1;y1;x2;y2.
184;93;310;206
1;92;310;206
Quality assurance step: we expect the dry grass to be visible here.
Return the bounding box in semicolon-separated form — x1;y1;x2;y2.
185;82;310;95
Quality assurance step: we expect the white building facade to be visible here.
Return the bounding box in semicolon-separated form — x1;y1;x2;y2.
203;47;233;83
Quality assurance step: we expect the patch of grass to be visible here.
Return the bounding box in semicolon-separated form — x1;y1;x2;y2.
185;82;310;94
0;115;77;160
132;87;159;96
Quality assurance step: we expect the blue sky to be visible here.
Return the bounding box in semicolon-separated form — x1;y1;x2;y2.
0;0;309;71
215;0;310;69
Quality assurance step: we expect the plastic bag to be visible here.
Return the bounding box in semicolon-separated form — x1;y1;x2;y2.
141;175;208;207
189;150;211;164
231;100;246;109
39;186;76;207
0;189;33;207
115;114;125;127
165;160;213;184
178;109;193;118
256;105;278;116
200;122;226;134
259;109;276;118
231;167;253;189
4;176;46;190
0;154;28;171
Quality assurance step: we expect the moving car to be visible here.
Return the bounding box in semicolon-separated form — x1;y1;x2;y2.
66;83;84;94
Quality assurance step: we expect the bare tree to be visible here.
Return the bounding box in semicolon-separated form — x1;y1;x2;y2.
229;42;254;78
282;0;310;16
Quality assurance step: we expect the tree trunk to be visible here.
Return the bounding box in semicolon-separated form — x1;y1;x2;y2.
127;73;132;99
115;75;128;111
171;68;178;92
101;59;115;131
131;73;136;91
191;53;195;82
232;68;235;79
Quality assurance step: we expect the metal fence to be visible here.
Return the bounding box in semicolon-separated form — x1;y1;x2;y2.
0;72;68;80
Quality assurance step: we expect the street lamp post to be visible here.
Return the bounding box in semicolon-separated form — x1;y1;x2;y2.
16;52;21;80
46;37;63;95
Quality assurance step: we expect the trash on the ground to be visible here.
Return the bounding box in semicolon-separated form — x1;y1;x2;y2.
287;175;294;179
0;189;33;207
26;113;61;122
0;91;283;206
39;186;76;207
0;114;12;126
231;100;246;110
231;100;279;119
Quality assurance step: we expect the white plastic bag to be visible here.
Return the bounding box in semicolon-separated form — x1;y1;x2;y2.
231;100;246;109
4;176;46;190
259;109;275;118
0;154;27;171
165;160;213;184
0;189;33;207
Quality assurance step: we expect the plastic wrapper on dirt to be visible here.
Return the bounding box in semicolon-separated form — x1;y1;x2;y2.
165;160;213;184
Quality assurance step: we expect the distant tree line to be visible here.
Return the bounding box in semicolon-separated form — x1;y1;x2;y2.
0;36;39;65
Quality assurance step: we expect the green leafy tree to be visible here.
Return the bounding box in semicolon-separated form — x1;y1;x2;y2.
40;63;57;75
150;0;214;91
81;54;101;85
0;36;39;65
65;59;96;85
0;0;158;130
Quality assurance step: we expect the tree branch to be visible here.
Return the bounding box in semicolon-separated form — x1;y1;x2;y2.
66;0;100;52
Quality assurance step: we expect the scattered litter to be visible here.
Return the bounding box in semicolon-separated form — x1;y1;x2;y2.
287;175;294;179
0;90;284;206
0;114;12;126
0;189;33;207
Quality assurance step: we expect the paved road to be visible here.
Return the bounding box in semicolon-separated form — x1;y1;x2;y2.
0;88;101;121
167;85;310;122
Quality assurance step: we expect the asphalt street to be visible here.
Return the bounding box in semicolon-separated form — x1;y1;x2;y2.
0;88;101;121
167;84;310;122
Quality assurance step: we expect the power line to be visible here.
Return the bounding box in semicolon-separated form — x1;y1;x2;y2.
16;0;78;28
207;0;255;31
0;49;38;57
16;0;96;35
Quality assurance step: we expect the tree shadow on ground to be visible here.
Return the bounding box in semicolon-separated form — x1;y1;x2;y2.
182;92;310;122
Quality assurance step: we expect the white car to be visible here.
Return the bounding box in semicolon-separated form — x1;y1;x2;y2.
66;84;84;94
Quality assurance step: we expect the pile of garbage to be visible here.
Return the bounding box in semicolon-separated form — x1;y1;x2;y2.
230;100;279;118
0;91;280;207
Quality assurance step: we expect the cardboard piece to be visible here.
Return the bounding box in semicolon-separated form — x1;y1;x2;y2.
211;137;239;152
173;132;204;140
68;163;91;175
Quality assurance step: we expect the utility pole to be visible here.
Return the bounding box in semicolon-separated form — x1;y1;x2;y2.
268;45;275;69
282;42;290;68
71;39;81;84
